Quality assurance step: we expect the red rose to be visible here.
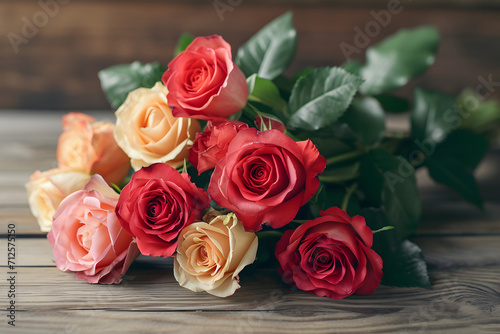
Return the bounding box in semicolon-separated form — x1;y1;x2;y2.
189;120;249;174
162;35;248;120
116;163;210;257
208;128;326;231
275;207;383;299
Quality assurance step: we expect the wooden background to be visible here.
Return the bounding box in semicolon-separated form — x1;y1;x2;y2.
1;0;499;110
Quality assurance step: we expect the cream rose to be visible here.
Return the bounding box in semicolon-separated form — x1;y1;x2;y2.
174;210;258;297
114;82;201;170
26;168;92;232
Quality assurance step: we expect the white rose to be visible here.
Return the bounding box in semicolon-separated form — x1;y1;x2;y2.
26;168;91;232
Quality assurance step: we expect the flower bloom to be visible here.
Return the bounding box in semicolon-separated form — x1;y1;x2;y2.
275;207;383;299
189;119;249;174
114;82;200;171
209;128;326;231
162;35;248;120
47;175;139;284
115;163;210;257
26;168;91;232
174;210;258;297
57;112;130;185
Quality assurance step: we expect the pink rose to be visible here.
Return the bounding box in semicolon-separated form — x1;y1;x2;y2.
275;207;383;299
208;128;326;231
162;35;248;120
47;175;139;284
189;119;249;174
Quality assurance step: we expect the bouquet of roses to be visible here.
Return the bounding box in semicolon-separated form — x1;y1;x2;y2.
27;13;500;299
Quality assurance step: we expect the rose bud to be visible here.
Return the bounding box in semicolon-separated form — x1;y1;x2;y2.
275;207;383;299
255;115;286;133
162;35;248;120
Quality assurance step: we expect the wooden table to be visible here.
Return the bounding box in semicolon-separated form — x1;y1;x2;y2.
1;111;499;333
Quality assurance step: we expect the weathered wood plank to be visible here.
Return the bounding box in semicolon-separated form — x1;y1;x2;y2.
0;265;498;333
1;234;499;319
1;308;498;334
1;265;500;312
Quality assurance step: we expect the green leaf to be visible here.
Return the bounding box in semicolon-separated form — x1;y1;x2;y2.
292;68;314;83
411;88;458;143
235;12;297;80
247;74;288;116
186;165;212;189
341;59;362;76
458;89;500;135
374;94;410;113
435;129;489;169
382;240;430;287
254;230;283;268
287;67;363;131
98;61;166;109
360;149;421;241
319;162;360;184
362;209;430;288
307;135;354;158
340;96;386;146
308;184;361;219
426;156;483;208
173;33;194;57
360;26;439;95
425;129;488;208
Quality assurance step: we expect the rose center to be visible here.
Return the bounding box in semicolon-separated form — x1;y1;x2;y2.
185;59;212;92
76;216;100;251
147;198;164;219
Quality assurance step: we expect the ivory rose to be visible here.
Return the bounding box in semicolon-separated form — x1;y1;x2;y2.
57;112;130;185
275;207;383;299
26;168;92;232
174;210;258;297
47;175;140;284
114;82;200;170
162;35;248;120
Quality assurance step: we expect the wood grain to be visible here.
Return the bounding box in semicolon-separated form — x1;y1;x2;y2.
1;110;500;332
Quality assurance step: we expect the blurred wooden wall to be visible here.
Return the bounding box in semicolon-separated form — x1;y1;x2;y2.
1;0;499;110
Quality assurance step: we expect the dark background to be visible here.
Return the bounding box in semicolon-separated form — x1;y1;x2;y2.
1;0;499;110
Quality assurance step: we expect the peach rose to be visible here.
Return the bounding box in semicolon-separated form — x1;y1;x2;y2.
57;112;130;185
47;175;140;284
26;168;92;232
114;82;201;170
174;210;258;297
